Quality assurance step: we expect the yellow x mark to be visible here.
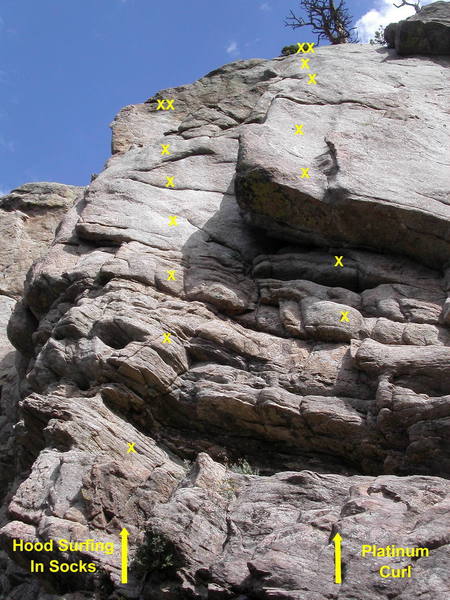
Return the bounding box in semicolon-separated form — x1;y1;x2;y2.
162;332;172;343
340;311;350;322
294;124;304;135
299;168;310;179
156;99;175;110
161;144;171;155
301;58;310;70
296;42;315;54
167;270;176;281
308;73;317;85
127;443;136;454
165;176;175;188
334;256;344;267
168;215;178;226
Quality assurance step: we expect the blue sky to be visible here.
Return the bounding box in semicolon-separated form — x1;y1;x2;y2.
0;0;430;193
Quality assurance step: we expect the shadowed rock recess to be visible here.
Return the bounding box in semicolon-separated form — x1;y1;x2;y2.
1;23;449;600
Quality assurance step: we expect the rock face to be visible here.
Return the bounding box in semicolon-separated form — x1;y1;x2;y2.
0;40;449;600
0;183;83;300
0;181;83;479
0;183;83;598
385;1;450;55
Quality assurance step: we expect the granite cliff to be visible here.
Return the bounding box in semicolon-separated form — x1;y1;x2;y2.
0;3;449;599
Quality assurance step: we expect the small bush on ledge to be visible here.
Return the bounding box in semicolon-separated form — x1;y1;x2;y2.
229;458;260;476
132;529;178;578
281;44;299;56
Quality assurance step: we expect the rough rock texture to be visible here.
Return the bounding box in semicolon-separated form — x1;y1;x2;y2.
0;40;449;600
385;1;450;55
0;182;83;488
0;183;83;598
0;183;83;300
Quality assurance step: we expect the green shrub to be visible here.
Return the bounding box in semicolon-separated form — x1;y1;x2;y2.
94;567;115;599
229;458;260;476
370;25;387;46
132;530;177;577
281;44;299;56
218;478;239;500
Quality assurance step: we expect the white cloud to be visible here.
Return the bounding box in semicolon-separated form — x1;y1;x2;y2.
226;40;240;58
260;2;271;11
356;0;433;43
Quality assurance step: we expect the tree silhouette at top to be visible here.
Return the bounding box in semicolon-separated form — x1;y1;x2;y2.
393;0;421;13
285;0;358;46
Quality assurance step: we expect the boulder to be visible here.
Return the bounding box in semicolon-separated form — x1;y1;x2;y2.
384;1;450;55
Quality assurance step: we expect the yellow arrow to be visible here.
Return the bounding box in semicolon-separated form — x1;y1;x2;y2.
120;528;129;584
333;532;342;584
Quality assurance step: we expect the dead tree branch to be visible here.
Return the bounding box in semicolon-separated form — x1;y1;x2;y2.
393;0;421;13
284;0;358;46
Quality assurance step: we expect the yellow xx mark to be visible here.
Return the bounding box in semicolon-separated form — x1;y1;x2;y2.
156;99;175;110
296;42;315;54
